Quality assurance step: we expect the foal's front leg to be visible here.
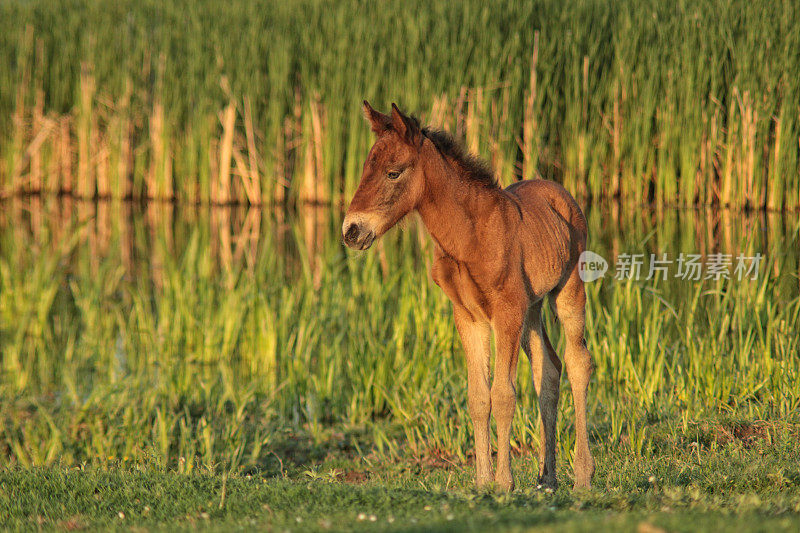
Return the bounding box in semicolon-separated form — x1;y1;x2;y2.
492;311;524;492
453;306;493;487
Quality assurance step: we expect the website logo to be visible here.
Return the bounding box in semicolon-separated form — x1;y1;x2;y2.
579;250;608;282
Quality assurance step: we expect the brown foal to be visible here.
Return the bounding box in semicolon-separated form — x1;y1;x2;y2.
343;101;595;491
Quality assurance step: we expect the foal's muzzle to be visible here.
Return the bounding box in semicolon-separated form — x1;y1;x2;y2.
343;222;375;250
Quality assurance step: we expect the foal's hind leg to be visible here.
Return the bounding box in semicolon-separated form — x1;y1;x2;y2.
520;302;562;488
553;270;595;490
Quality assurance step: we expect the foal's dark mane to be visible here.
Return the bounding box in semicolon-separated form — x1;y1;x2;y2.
421;127;498;189
378;109;499;189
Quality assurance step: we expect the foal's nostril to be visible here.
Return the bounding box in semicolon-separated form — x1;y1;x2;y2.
344;223;360;245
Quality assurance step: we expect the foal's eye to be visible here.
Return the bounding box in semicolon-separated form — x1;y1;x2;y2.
387;170;401;180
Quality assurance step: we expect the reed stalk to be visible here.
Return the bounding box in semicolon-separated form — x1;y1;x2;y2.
217;101;236;205
243;96;262;205
76;62;94;199
522;31;539;182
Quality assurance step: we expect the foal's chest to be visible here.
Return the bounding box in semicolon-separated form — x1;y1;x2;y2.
431;252;500;322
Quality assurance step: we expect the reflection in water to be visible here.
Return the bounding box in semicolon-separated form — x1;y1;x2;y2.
2;196;798;293
584;200;799;290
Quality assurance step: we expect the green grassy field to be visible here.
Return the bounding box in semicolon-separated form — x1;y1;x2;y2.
1;197;799;530
2;436;800;531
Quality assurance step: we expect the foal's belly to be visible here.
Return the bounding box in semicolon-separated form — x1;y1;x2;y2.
433;255;570;326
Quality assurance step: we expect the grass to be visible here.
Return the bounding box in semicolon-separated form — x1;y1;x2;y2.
1;0;799;208
1;196;798;458
0;196;799;530
2;430;800;531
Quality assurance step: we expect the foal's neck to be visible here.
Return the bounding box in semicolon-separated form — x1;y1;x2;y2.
416;140;502;262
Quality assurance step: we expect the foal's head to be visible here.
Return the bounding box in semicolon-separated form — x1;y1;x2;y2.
342;101;425;250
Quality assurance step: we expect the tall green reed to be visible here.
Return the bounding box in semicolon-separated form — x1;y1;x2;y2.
1;198;797;470
0;0;798;208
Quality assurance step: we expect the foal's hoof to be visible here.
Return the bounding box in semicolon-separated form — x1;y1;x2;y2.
475;465;494;490
475;476;493;490
495;474;514;492
536;474;558;491
572;478;592;491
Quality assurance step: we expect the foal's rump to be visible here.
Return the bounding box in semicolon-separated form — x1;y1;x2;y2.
505;179;587;239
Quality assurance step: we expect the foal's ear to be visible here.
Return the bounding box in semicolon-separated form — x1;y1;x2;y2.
391;103;423;148
362;100;390;134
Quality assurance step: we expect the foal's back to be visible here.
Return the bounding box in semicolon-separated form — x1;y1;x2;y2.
504;179;588;297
